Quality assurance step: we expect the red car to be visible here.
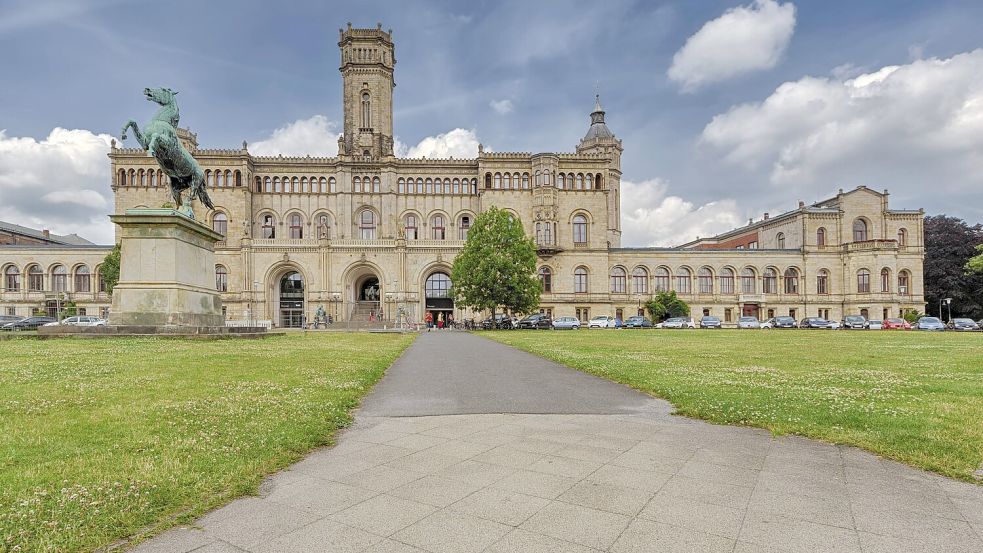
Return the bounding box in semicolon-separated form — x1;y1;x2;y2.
882;318;912;330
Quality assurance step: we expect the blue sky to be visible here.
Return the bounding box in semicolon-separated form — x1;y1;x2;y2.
2;0;983;245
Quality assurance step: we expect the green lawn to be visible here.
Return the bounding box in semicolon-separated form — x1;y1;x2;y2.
485;329;983;481
0;333;415;553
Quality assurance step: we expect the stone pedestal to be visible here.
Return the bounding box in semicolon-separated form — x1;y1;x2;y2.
109;209;223;327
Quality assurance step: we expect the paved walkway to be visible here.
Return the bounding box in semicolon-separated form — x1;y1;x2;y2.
136;332;983;552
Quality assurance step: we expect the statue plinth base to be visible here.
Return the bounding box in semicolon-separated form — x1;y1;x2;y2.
109;209;223;327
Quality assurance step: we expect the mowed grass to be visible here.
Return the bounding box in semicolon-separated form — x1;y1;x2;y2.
0;333;415;553
486;329;983;480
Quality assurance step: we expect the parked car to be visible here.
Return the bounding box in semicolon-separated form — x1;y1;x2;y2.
623;315;653;328
737;316;760;329
551;316;581;330
0;315;24;324
882;318;911;330
699;316;722;329
828;320;841;330
662;317;696;329
1;316;57;331
867;320;884;330
481;314;514;330
516;313;552;330
588;315;614;329
44;315;107;327
799;317;832;329
949;318;980;331
762;316;796;329
842;315;868;330
915;317;945;331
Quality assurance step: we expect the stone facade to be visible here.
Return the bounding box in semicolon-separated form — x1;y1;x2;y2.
0;25;925;326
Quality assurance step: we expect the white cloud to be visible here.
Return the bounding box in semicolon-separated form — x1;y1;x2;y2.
398;128;481;159
489;99;514;114
0;127;115;243
700;49;983;201
620;178;743;247
249;115;340;156
668;0;796;92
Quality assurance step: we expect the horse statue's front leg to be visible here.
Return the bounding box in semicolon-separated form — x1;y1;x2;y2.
120;120;148;150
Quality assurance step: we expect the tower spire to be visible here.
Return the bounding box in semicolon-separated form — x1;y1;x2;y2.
582;94;613;141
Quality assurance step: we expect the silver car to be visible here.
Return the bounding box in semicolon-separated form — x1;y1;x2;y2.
552;316;581;330
737;316;760;329
915;317;945;331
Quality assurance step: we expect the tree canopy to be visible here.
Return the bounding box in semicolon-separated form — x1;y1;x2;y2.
99;243;121;295
450;207;540;317
644;290;690;322
924;215;983;319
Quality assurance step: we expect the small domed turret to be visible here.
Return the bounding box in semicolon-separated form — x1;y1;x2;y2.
582;95;614;141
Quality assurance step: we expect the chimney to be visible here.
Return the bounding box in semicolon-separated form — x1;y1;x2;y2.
42;229;50;240
763;213;769;220
798;201;805;208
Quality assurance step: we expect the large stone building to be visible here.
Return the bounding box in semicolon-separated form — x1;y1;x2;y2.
0;25;925;326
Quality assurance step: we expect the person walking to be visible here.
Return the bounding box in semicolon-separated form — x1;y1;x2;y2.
437;312;444;329
425;311;433;331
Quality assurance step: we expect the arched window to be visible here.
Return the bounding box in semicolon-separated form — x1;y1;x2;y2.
459;215;471;239
572;214;588;244
522;173;530;189
784;268;799;294
857;269;871;293
51;265;68;293
416;178;424;194
898;270;911;295
353;176;362;193
504;173;512;189
720;268;735;294
404;214;418;240
361;91;371;128
289;214;303;239
291;176;298;192
425;272;451;298
443;179;451;193
632;267;648;294
675;267;692;294
534;171;541;188
776;233;786;249
148;171;156;187
897;228;907;247
654;267;670;292
317;214;331;239
698;267;713;294
741;268;756;294
853;219;868;242
215;265;228;292
4;265;20;291
118;169;126;186
327;177;334;193
431;214;446;240
398;178;405;193
372;176;381;193
763;268;778;294
880;268;891;293
426;178;433;194
140;170;147;186
576;174;584;189
235;170;241;187
452;179;460;194
261;214;275;239
358;210;376;239
494;173;502;189
513;173;520;190
273;177;281;193
817;227;826;247
817;269;830;295
212;212;228;236
574;267;588;293
586;174;593;189
610;267;627;294
558;173;566;189
595;174;603;189
264;177;272;192
535;222;542;245
300;177;308;193
27;265;42;291
539;267;552;293
485;173;492;189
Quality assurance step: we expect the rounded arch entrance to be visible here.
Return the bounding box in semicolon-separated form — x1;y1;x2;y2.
342;262;386;321
422;265;454;326
264;264;308;328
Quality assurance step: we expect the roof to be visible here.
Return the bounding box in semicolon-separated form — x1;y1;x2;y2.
582;95;615;141
0;220;95;246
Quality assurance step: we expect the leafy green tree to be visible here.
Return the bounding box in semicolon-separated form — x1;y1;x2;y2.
965;244;983;275
99;243;121;294
451;207;540;322
644;291;690;322
903;309;923;324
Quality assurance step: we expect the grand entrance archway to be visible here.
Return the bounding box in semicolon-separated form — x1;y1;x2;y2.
425;272;453;325
279;272;305;328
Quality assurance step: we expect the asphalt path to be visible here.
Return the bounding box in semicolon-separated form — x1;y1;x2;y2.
357;331;671;417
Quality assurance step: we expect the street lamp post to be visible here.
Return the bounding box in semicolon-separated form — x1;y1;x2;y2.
945;297;952;323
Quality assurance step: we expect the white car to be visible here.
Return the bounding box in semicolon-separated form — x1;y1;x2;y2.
867;320;883;330
662;317;696;329
588;316;614;328
44;315;107;327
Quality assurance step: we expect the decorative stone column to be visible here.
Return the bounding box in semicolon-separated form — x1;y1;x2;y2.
109;209;224;327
